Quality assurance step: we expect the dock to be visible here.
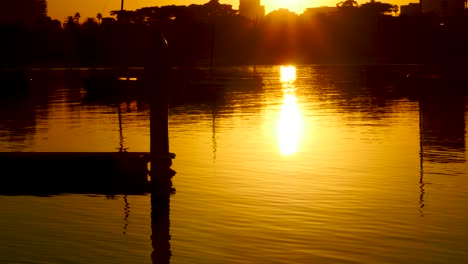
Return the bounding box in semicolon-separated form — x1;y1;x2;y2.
0;152;151;195
0;30;178;197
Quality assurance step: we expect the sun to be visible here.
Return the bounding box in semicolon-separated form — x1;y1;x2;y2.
265;0;310;14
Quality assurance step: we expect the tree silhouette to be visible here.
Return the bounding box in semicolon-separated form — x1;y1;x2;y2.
337;0;359;8
81;17;100;65
110;10;132;23
2;0;468;67
0;0;47;26
97;13;103;25
360;0;398;16
63;16;78;31
83;17;98;27
202;0;238;16
74;12;81;24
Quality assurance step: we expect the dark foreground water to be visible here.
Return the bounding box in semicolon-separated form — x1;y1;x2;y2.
0;65;467;263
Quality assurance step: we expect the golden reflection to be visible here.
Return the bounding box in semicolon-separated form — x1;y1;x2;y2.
280;65;296;83
277;65;303;156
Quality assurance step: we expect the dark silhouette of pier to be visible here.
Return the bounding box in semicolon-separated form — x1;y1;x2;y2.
0;30;176;197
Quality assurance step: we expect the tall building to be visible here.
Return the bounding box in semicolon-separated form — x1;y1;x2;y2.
239;0;265;20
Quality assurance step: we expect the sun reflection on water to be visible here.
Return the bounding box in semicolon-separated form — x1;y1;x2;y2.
280;65;296;84
277;65;303;156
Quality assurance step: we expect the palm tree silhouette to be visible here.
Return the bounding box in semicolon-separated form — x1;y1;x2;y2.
97;13;103;25
74;12;81;24
64;16;77;31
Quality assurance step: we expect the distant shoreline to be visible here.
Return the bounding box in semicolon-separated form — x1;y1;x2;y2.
4;63;468;71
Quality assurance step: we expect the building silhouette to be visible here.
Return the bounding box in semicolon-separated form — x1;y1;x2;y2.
444;0;466;16
401;0;466;16
400;3;420;16
302;6;338;17
239;0;265;21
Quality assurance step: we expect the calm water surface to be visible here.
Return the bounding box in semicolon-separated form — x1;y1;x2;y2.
0;65;467;263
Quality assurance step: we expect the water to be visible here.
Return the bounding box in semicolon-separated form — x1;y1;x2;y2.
0;65;467;263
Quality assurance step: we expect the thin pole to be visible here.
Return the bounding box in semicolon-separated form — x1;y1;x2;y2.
253;15;258;72
121;0;124;11
212;105;217;162
419;0;422;15
210;24;214;73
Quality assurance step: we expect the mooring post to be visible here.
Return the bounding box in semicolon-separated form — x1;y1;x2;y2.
144;30;175;199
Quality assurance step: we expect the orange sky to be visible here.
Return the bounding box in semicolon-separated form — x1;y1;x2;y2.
47;0;412;22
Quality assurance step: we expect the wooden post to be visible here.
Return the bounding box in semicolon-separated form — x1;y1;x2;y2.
150;95;169;158
144;30;175;195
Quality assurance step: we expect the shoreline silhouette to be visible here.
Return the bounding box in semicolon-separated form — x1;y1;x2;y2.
2;0;468;68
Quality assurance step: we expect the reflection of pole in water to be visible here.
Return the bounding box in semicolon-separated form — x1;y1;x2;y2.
212;104;218;162
117;103;128;152
122;194;130;235
151;192;172;264
418;100;425;216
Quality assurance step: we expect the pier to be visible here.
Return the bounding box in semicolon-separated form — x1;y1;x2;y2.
0;152;150;195
0;30;176;197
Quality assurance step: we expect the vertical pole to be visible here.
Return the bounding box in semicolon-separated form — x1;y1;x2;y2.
150;97;169;158
148;74;175;195
253;15;258;72
210;23;215;73
144;30;175;194
419;0;422;15
118;0;127;68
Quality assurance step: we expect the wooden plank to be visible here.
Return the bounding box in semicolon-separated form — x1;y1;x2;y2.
0;152;151;195
0;151;149;159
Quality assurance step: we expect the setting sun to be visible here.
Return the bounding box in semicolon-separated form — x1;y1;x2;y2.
280;65;296;83
265;0;311;14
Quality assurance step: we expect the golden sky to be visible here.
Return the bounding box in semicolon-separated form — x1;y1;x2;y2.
47;0;411;22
